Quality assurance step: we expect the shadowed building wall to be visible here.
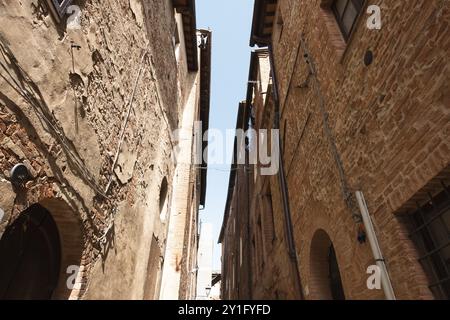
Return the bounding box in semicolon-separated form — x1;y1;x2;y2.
0;0;210;300
220;0;449;300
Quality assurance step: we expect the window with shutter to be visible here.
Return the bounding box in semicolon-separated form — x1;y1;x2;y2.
406;183;450;299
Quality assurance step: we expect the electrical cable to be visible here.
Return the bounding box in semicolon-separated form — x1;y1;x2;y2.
299;34;362;222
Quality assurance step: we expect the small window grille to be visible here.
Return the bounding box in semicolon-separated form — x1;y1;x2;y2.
407;181;450;299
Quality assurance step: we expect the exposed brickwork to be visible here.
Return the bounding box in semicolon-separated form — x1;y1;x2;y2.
0;0;208;300
221;0;449;300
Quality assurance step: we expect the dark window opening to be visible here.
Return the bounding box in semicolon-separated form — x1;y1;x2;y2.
407;182;450;299
159;177;169;220
331;0;365;41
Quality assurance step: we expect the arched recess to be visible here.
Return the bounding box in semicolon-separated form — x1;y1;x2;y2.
159;177;169;221
309;229;345;300
40;198;85;300
0;198;85;300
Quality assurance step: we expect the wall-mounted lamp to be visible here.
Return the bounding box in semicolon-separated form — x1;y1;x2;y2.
205;286;211;298
10;163;31;186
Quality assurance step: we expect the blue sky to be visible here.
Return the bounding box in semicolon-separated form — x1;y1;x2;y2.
196;0;255;270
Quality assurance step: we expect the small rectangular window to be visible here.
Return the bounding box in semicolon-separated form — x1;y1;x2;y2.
407;182;450;299
331;0;364;41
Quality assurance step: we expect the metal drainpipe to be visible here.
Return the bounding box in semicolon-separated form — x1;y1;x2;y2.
266;43;305;300
246;139;254;300
355;191;396;300
236;166;240;299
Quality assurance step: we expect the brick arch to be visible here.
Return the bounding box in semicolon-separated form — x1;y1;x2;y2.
39;198;85;300
309;228;345;300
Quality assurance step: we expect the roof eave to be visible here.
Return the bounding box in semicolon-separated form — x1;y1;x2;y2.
173;0;199;71
249;0;278;47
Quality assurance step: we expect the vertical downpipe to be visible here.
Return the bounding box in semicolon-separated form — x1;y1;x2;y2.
267;43;304;300
246;119;254;300
356;191;396;300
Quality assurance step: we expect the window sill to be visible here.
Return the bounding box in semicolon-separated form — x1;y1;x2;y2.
319;7;347;61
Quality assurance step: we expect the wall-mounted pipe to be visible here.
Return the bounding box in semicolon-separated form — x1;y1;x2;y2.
251;34;305;299
266;43;305;300
355;191;396;300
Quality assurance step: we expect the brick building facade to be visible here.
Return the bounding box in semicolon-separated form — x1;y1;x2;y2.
0;0;210;300
220;0;449;300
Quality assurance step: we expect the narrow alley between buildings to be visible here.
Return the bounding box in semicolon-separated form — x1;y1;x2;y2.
0;0;449;302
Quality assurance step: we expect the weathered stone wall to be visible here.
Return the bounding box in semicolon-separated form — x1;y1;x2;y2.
248;54;303;300
0;0;198;299
159;68;201;300
179;168;201;299
223;164;250;300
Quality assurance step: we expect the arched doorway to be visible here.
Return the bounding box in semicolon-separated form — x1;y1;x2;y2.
0;204;61;299
309;229;345;300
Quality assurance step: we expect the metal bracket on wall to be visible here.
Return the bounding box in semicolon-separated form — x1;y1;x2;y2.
299;34;362;223
46;0;73;23
70;42;81;134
